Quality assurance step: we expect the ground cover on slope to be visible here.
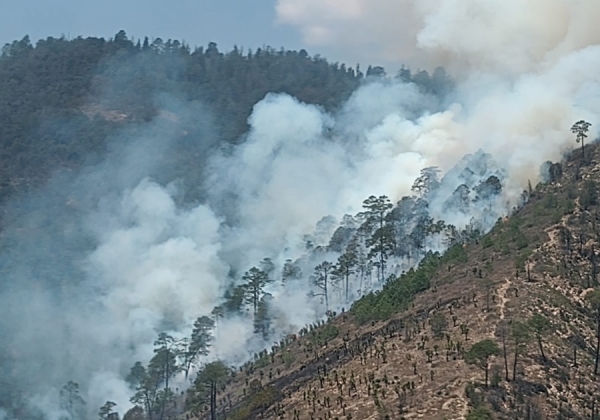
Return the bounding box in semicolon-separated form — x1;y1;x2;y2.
174;144;600;420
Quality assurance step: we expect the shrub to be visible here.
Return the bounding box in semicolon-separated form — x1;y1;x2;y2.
352;252;441;324
466;407;493;420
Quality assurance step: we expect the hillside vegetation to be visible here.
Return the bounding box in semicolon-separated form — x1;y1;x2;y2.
0;32;450;205
172;144;600;420
0;32;461;420
2;31;591;420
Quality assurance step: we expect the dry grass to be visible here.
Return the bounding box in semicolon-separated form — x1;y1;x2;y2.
180;144;600;420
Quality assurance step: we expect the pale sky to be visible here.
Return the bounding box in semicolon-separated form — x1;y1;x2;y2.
0;0;415;71
0;0;304;55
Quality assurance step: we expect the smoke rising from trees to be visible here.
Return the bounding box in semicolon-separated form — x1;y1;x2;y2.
1;2;600;418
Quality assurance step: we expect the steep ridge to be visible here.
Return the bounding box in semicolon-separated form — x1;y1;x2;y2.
174;142;600;420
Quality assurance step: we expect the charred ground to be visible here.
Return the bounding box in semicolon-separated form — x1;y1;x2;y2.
172;143;600;420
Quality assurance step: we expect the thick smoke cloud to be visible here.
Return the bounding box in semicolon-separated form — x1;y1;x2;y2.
0;96;227;417
278;0;600;186
1;79;469;418
276;0;600;73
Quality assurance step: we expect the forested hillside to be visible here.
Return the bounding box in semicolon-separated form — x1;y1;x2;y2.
0;31;460;420
0;32;356;202
0;31;450;204
2;1;598;418
2;28;594;420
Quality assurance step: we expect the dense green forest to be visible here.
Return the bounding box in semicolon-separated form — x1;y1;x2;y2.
0;31;450;205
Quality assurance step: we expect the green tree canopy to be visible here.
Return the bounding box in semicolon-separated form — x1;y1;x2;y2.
190;361;230;420
430;312;447;338
181;316;215;378
311;261;334;310
528;313;551;363
465;339;500;387
242;267;271;314
571;120;592;156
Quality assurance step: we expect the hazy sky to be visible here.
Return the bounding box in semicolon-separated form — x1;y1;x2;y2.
1;0;428;75
0;0;306;55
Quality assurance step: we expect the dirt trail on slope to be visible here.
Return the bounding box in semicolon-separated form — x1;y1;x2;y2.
497;277;512;320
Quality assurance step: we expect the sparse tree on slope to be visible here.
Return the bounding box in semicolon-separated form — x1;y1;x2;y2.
181;316;215;379
528;313;551;363
511;321;530;381
367;224;396;283
334;243;358;302
495;321;511;381
211;305;224;328
282;259;302;284
465;339;500;387
253;293;273;340
223;284;246;315
409;213;434;260
193;361;230;420
122;406;144;420
587;289;600;375
311;261;334;310
259;257;275;281
127;362;157;420
151;333;179;420
465;407;493;420
411;166;441;199
572;120;592;156
360;195;394;282
431;312;447;339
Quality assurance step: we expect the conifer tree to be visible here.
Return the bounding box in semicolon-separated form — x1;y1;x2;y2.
510;321;530;381
334;243;358;301
571;120;592;156
359;195;394;282
242;267;271;315
181;316;215;379
465;339;500;387
528;314;551;363
311;261;334;310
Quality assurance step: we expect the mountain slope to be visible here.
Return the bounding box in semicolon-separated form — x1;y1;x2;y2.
177;144;600;420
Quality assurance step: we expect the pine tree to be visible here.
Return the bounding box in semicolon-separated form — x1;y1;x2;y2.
192;361;229;420
465;339;500;387
60;381;86;420
311;261;334;310
242;267;271;315
151;333;179;420
181;316;215;379
282;259;302;284
510;321;530;381
334;244;358;302
571;120;592;157
359;195;394;282
411;166;441;199
253;294;273;340
587;290;600;375
99;401;118;420
528;314;551;363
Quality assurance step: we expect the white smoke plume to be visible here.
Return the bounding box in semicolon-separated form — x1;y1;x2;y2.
276;0;600;73
2;1;600;418
276;0;600;186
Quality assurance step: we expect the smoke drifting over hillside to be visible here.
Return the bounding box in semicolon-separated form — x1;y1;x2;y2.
276;0;600;73
278;0;600;178
1;1;600;419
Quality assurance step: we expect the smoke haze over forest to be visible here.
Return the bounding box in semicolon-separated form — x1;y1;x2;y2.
0;1;599;419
